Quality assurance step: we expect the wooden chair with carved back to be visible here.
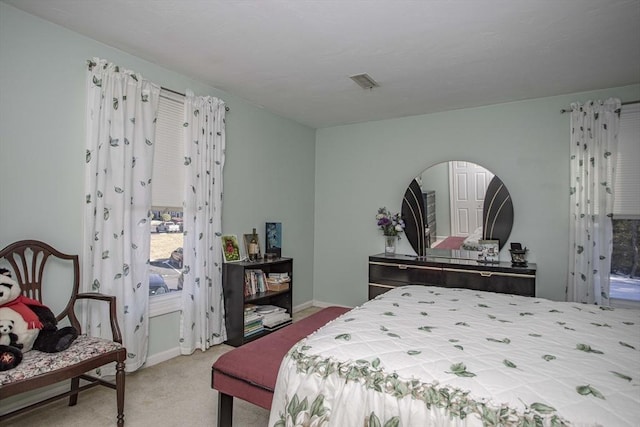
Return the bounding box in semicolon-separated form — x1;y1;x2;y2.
0;239;126;426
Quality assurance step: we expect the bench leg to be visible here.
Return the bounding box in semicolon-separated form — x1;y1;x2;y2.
69;376;80;406
116;360;125;426
218;392;233;427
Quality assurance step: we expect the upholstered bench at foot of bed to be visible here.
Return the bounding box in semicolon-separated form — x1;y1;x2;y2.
211;306;350;427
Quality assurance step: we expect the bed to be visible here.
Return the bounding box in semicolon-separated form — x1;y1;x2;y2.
461;227;483;251
268;285;640;426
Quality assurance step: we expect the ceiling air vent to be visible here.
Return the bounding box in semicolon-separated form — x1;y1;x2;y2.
350;73;379;90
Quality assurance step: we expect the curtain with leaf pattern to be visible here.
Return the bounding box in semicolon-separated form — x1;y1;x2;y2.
179;91;227;354
567;98;621;305
84;58;160;371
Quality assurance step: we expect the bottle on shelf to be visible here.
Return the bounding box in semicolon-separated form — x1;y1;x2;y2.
248;228;259;261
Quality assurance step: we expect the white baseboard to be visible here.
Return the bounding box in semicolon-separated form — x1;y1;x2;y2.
293;300;313;312
294;299;353;311
310;299;353;309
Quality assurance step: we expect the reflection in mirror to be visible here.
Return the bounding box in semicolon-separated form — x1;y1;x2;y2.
402;161;513;257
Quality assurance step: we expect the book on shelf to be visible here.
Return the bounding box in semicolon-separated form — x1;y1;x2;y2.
244;326;264;338
244;317;262;326
243;304;290;332
244;269;269;296
244;316;264;334
265;272;290;291
264;321;292;331
244;312;262;322
255;304;284;314
267;272;290;282
243;304;264;337
260;306;291;329
262;314;291;329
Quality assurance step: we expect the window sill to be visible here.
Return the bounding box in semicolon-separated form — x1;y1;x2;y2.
149;292;182;317
610;297;640;310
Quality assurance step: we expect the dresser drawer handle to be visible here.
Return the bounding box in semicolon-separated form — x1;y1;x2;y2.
480;272;493;277
398;265;408;270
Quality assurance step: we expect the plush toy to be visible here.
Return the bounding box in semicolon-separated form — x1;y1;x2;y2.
0;318;22;369
0;268;79;371
0;319;23;348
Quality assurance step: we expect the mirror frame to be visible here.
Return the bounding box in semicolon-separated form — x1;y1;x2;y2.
401;162;513;257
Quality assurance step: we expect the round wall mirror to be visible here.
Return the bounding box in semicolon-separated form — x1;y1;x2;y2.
401;160;513;256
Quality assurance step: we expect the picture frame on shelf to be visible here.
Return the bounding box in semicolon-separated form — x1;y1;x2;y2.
243;232;262;261
221;235;242;263
478;239;500;263
265;222;282;257
509;242;528;266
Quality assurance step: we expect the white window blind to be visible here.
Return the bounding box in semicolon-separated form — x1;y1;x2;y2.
152;90;185;209
614;102;640;218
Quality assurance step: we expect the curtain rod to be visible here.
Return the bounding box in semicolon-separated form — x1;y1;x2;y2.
560;100;639;114
161;86;230;112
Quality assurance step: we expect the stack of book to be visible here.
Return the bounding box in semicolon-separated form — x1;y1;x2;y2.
244;269;267;296
266;272;290;291
243;304;264;337
255;305;291;330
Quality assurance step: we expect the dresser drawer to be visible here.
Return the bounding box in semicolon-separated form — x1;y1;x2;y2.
369;261;442;286
443;268;535;297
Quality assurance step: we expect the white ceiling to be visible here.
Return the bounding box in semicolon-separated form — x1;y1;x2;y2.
5;0;640;128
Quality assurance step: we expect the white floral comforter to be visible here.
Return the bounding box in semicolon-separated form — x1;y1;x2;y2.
461;227;483;251
269;285;640;426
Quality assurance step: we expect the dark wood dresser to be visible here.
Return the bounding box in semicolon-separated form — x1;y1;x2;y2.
369;252;536;299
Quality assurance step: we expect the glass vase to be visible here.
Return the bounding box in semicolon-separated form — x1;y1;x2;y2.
384;235;398;255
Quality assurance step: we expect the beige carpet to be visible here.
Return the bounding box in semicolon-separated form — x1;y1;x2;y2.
2;306;323;427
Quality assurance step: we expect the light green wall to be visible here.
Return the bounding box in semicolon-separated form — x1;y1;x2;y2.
315;84;640;306
2;2;639;359
0;3;315;357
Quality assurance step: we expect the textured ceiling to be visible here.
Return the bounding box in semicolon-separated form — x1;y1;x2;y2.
4;0;640;128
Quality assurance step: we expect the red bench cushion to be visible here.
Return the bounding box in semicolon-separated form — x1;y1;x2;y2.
212;306;350;409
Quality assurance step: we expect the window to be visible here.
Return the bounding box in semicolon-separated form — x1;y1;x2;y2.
149;89;185;301
610;102;640;303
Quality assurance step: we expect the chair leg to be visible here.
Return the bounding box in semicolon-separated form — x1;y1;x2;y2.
69;376;80;406
116;360;125;426
218;392;233;427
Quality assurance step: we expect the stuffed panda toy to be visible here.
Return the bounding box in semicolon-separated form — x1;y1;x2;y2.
0;268;79;371
0;319;22;348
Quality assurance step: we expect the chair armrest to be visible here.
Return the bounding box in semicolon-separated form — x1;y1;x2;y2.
76;292;124;344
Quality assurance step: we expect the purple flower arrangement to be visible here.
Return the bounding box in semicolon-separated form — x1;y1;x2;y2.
376;207;405;237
